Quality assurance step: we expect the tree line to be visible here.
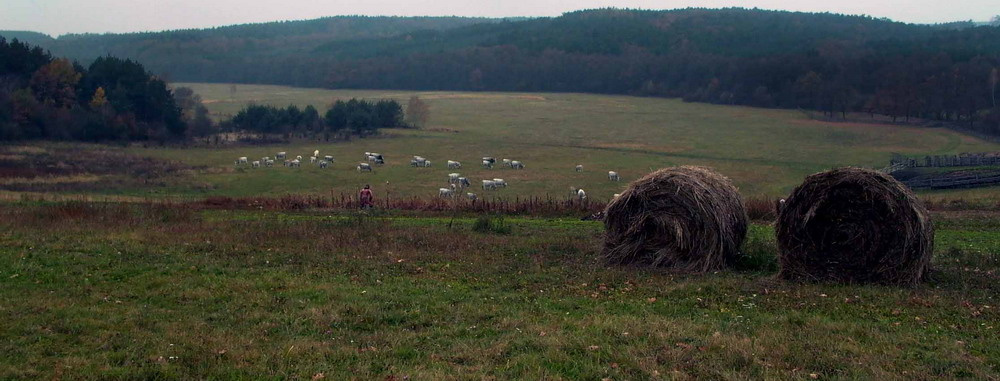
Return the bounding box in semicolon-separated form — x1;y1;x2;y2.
6;9;1000;136
0;38;212;142
19;8;999;136
224;97;427;141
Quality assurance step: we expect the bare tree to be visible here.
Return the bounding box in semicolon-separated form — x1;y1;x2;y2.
405;96;430;128
991;67;998;108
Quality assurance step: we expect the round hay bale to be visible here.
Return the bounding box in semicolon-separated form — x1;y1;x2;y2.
602;166;748;271
776;167;934;285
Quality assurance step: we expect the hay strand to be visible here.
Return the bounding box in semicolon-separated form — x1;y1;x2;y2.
602;166;749;272
776;167;934;285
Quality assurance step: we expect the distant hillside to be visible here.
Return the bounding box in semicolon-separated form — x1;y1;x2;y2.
13;16;496;68
0;30;54;46
9;8;1000;135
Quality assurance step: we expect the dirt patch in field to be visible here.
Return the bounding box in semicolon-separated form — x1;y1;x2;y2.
0;145;194;193
426;128;460;133
421;94;547;101
591;142;691;153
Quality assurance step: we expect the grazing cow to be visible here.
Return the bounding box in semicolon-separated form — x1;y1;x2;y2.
439;185;456;198
309;156;316;163
492;178;507;188
466;192;477;201
357;163;373;172
262;156;270;163
265;159;274;167
457;177;471;188
482;180;497;190
502;158;512;167
576;188;587;200
319;160;329;168
575;164;583;172
290;159;301;167
324;155;334;162
608;171;621;181
447;160;461;169
411;156;429;167
276;152;286;160
251;160;261;168
482;160;493;169
448;173;461;183
510;161;524;169
237;156;248;165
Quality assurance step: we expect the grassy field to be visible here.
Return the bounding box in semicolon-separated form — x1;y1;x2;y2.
91;83;996;202
1;202;998;379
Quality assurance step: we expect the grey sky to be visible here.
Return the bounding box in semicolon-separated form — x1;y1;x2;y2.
2;0;997;37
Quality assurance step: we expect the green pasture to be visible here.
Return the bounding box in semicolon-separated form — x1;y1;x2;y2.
114;83;1000;201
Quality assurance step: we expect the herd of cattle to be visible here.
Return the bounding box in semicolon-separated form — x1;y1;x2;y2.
235;150;624;201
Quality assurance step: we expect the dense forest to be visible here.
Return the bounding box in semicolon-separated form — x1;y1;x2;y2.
0;38;204;141
4;9;1000;135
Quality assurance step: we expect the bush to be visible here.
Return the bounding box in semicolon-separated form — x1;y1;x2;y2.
472;214;511;234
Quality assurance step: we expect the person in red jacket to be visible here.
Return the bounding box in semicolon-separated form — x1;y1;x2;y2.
359;184;374;209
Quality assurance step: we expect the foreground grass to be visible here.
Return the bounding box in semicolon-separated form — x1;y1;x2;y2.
1;203;998;379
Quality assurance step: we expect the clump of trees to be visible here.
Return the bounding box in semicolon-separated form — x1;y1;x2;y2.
226;98;408;141
0;38;213;142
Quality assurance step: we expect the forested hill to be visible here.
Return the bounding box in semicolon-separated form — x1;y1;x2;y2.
1;16;496;69
7;9;1000;134
0;31;54;46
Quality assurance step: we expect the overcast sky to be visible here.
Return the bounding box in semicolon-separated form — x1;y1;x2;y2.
2;0;997;37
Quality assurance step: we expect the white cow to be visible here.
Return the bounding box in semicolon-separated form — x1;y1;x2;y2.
482;180;497;190
457;177;471;188
448;173;461;183
310;156;317;163
251;160;261;168
289;159;301;167
482;160;493;169
319;160;329;168
447;160;461;169
577;189;587;200
502;158;512;167
575;164;583;172
510;161;524;169
608;171;621;181
357;163;373;172
265;159;274;167
439;185;456;198
324;155;334;162
313;150;320;158
276;152;286;160
492;178;507;188
466;192;478;201
237;156;248;165
296;155;303;161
